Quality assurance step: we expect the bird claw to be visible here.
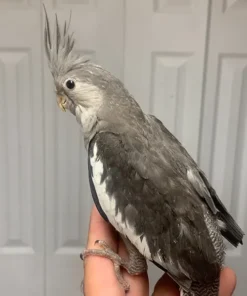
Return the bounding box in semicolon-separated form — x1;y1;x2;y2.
94;239;111;250
79;240;130;292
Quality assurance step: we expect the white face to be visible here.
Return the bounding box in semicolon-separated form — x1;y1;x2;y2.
55;75;104;146
56;76;102;115
56;77;76;113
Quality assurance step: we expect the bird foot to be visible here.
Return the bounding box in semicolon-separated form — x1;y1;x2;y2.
80;240;130;292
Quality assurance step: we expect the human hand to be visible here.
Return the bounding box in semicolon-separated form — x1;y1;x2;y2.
82;206;237;296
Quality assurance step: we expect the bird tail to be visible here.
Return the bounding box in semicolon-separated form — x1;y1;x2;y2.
181;277;219;296
218;210;244;247
197;169;244;247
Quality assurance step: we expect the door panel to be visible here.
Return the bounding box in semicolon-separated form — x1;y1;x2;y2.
124;0;209;160
0;1;44;296
124;0;210;290
199;1;247;294
42;1;124;295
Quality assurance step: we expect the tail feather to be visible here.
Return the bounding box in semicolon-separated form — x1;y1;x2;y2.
218;211;244;247
181;277;219;296
198;170;245;247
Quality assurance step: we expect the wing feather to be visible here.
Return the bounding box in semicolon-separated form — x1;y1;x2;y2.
90;130;222;288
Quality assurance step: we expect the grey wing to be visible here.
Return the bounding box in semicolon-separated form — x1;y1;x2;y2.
93;131;223;290
129;114;244;247
144;115;218;214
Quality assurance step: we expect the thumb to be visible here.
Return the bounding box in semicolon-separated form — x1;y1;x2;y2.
152;267;236;296
152;274;179;296
219;267;236;296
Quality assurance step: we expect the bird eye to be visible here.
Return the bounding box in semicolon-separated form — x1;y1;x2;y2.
65;79;75;90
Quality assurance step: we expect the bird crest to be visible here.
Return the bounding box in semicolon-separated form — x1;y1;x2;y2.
43;5;88;79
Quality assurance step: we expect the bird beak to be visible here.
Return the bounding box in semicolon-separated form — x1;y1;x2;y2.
57;96;66;112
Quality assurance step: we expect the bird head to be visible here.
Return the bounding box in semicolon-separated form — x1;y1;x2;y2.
44;10;106;114
43;8;144;145
43;8;115;122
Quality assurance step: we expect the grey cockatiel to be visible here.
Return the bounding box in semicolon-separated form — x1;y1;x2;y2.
43;9;244;296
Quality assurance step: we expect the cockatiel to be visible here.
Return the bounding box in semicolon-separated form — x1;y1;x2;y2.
43;9;244;296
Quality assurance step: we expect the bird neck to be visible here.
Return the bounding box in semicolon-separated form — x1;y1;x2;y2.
75;105;98;149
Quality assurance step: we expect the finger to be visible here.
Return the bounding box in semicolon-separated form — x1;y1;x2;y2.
86;205;118;251
152;267;237;296
152;273;179;296
83;205;125;296
219;267;236;296
118;237;149;296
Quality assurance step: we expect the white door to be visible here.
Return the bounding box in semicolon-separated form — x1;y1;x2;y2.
124;0;209;160
0;1;44;296
124;0;209;288
200;1;247;295
0;1;246;295
124;0;247;293
43;1;125;295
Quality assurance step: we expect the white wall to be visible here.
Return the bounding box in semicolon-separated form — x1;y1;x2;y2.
0;0;246;295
